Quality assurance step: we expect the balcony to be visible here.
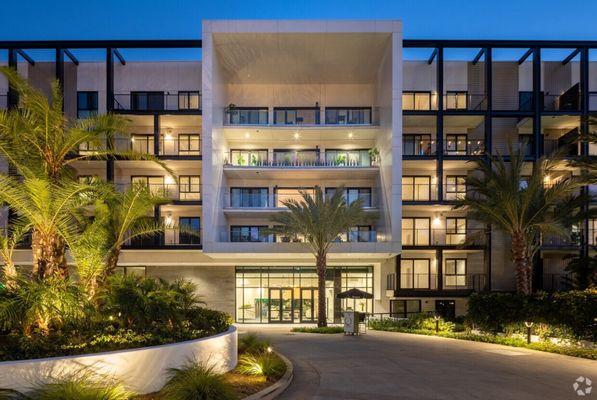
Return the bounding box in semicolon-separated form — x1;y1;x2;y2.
274;107;320;125
225;149;376;168
443;93;487;111
125;228;201;249
78;135;201;158
115;183;201;202
543;84;580;112
402;183;439;202
224;106;378;126
396;273;488;293
541;232;581;249
402;137;485;157
222;229;380;243
402;228;486;247
113;91;201;112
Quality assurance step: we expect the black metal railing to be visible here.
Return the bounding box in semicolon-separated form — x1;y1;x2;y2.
113;91;201;112
273;107;320;125
402;228;486;246
397;273;487;291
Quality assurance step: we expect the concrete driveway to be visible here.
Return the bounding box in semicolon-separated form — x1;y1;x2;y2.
238;325;596;400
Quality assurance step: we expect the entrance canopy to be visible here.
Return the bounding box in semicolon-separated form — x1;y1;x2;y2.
336;288;373;299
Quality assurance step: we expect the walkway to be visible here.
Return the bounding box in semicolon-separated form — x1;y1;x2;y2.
238;325;596;400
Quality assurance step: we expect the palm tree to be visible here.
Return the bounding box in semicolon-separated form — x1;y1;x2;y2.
0;220;28;290
456;147;584;295
99;184;169;279
0;176;99;279
267;186;374;327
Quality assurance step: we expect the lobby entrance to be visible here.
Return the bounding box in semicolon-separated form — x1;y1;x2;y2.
236;266;373;324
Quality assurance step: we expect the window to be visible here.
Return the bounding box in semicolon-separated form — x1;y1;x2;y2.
78;141;101;155
445;259;467;288
336;226;374;242
518;135;534;156
131;134;154;154
131;92;164;111
230;188;268;207
325;187;372;207
273;108;320;125
178;91;201;110
390;299;421;318
131;176;165;196
590;219;597;246
445;134;468;155
228;108;269;125
77;91;98;119
179;176;200;200
402;176;432;201
402;91;432;111
402;218;430;246
446;218;467;245
403;134;433;156
179;217;201;245
177;134;201;156
229;149;268;166
400;259;432;289
230;226;272;242
273;149;319;165
445;91;467;110
275;188;314;207
445;176;466;201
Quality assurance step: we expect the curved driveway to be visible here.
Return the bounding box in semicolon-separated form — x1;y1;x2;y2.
239;325;596;400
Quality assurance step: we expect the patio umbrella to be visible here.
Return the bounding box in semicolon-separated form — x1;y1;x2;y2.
336;288;373;312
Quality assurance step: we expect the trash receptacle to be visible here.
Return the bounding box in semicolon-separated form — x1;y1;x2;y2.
343;311;360;335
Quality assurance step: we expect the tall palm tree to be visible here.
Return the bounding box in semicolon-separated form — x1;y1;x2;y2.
267;186;374;327
456;147;584;294
0;220;28;290
0;176;99;279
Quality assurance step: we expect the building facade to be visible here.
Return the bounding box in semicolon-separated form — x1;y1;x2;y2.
1;21;596;323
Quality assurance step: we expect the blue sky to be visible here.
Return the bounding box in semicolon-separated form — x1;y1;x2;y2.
1;0;596;62
2;0;597;41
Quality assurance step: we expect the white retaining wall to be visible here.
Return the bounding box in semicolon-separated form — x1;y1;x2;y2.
0;326;237;394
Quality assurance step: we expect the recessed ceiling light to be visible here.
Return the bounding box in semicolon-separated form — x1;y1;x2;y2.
293;131;300;140
348;131;353;139
245;132;250;138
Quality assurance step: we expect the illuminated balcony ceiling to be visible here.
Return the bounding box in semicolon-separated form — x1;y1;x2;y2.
213;32;391;84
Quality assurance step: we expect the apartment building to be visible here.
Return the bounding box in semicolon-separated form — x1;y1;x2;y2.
1;21;596;323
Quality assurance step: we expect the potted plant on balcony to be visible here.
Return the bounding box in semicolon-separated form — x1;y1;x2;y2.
368;147;380;166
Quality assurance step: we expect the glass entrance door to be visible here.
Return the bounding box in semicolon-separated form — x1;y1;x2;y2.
268;288;294;323
300;288;318;323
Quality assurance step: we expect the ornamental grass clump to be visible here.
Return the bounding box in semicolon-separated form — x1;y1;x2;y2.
238;333;270;354
161;362;236;400
237;353;286;380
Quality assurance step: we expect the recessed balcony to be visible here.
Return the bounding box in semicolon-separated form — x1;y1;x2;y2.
113;91;201;113
223;106;379;127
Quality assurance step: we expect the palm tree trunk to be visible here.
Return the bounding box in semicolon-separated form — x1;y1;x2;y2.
2;261;18;290
31;230;68;279
316;251;327;327
511;232;532;295
104;247;121;276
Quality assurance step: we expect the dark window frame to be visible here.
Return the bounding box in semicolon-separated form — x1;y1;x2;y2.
444;258;467;288
178;175;201;200
178;91;201;110
230;225;272;242
402;90;433;111
178;216;201;245
445;175;467;200
131;91;165;111
445;90;468;110
131;134;155;154
325;187;373;207
400;258;432;289
402;176;432;202
77;91;98;119
230;187;269;207
390;299;421;318
402;217;431;246
403;134;433;156
177;134;201;156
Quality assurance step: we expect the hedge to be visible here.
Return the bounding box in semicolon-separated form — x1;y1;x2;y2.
467;290;597;341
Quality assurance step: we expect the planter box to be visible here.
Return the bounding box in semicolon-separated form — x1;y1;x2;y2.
0;326;237;394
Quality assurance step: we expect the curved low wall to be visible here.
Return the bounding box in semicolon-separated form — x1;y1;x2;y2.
0;325;237;394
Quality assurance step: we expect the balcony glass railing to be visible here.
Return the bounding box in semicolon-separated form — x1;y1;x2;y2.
398;273;487;291
325;107;372;125
225;108;269;125
444;139;485;156
225;150;377;168
274;108;320;125
401;228;486;246
113;91;201;111
403;138;437;156
225;191;377;208
116;183;200;201
443;93;487;111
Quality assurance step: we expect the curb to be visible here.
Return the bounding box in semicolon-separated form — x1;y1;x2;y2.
243;352;294;400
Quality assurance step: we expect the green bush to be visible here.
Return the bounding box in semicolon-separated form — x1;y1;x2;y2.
367;315;455;333
238;333;270;354
162;362;236;400
467;290;597;341
291;326;344;334
237;353;286;380
187;307;232;335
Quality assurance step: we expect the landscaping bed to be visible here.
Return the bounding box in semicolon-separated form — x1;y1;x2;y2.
291;326;344;334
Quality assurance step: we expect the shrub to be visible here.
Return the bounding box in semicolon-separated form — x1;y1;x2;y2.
0;375;134;400
467;290;597;340
367;315;455;333
237;353;286;380
162;362;236;400
187;307;232;334
238;333;270;354
291;326;344;334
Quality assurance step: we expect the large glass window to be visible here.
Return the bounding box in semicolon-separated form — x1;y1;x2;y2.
178;91;201;110
131;91;164;111
445;91;468;110
235;266;373;323
390;299;421;318
177;134;201;156
325;108;371;125
230;188;268;207
402;176;432;201
446;218;467;245
402;218;430;246
179;176;200;201
131;134;154;154
402;91;432;111
229;149;268;166
230;226;271;242
324;149;371;167
403;134;433;156
178;217;201;245
325;187;372;207
275;188;314;207
400;259;431;289
445;134;468;155
445;176;466;201
445;259;466;288
77;91;98;119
